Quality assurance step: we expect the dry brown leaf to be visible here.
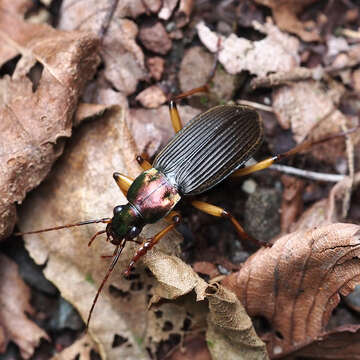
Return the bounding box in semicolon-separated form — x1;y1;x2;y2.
59;0;146;95
50;334;96;360
206;284;268;360
0;10;99;240
254;0;320;42
0;254;49;359
197;19;299;76
222;223;360;358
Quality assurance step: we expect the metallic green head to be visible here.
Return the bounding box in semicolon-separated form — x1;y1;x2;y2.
106;203;143;245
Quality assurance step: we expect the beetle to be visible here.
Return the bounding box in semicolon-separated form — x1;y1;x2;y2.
16;83;353;327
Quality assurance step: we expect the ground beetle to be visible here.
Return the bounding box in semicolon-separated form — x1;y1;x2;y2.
17;83;352;326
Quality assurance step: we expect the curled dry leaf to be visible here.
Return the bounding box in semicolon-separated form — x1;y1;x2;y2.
0;254;49;359
145;252;267;359
222;223;360;358
19;107;182;359
0;10;99;240
197;20;299;76
206;284;268;360
59;0;146;95
253;0;320;42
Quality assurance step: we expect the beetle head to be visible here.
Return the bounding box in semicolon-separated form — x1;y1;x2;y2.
107;203;143;245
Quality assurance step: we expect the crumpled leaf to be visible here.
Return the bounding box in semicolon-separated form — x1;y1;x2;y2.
222;223;360;358
254;0;320;42
206;285;268;360
59;0;146;95
197;19;299;76
0;254;49;359
146;252;267;360
0;9;99;240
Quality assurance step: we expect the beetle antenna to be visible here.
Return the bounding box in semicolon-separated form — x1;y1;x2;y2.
15;218;112;236
86;238;126;328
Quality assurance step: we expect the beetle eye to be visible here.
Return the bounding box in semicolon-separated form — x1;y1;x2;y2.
127;226;141;239
113;205;123;215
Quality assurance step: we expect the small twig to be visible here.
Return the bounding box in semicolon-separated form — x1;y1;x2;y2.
251;62;360;89
237;100;273;112
269;164;345;183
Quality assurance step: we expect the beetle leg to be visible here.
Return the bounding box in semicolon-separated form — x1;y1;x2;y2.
113;172;133;196
191;200;268;248
124;212;182;276
136;155;152;171
168;40;221;131
231;126;359;178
